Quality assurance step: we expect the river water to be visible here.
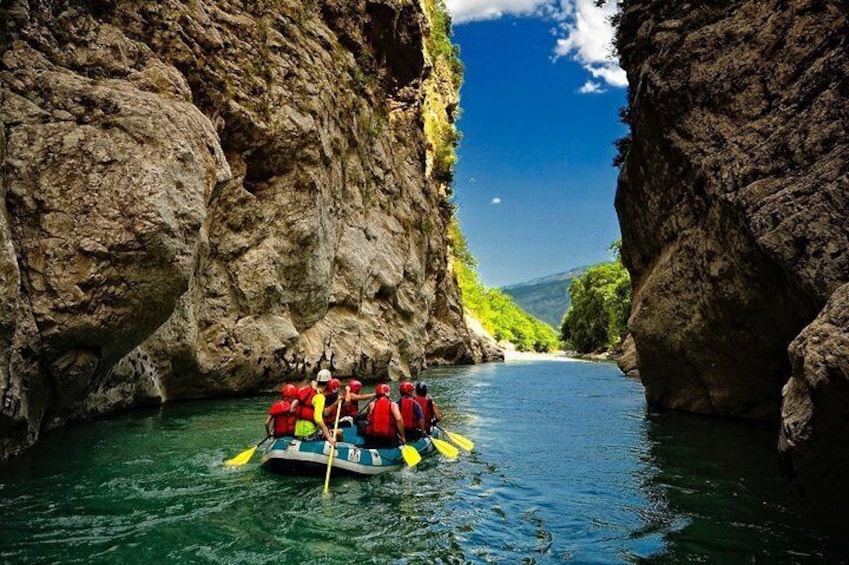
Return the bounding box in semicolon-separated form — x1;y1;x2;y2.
1;358;846;563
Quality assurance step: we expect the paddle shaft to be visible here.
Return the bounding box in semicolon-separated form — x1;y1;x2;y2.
434;424;474;451
323;397;344;494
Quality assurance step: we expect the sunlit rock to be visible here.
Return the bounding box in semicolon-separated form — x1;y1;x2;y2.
0;0;488;458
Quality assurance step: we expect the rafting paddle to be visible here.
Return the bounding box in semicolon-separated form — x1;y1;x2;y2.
435;425;474;452
431;437;459;458
323;398;344;494
400;444;422;466
224;435;271;467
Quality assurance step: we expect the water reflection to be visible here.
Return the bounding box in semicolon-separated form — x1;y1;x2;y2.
635;410;847;563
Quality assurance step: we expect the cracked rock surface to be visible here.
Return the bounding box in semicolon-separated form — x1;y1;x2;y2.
0;0;497;458
616;0;849;515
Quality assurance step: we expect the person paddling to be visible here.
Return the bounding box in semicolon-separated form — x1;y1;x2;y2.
293;369;336;446
343;379;375;424
265;383;298;438
414;381;442;434
365;383;405;448
398;381;426;441
319;377;347;438
322;378;343;424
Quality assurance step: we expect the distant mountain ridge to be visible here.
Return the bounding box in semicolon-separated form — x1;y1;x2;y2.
501;266;591;329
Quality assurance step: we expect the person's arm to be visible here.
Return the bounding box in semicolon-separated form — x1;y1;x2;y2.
322;397;340;418
352;392;376;402
391;402;406;444
312;394;335;445
431;399;442;422
265;414;273;436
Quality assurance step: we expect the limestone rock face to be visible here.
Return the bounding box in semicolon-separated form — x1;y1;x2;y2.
616;0;848;417
616;0;848;508
779;283;849;518
0;0;484;458
615;334;639;379
461;312;505;365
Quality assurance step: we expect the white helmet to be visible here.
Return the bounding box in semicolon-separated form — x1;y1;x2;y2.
316;369;332;383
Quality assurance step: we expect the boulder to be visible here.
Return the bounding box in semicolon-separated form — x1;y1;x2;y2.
779;283;849;519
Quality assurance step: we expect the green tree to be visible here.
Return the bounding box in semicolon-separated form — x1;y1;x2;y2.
560;249;631;353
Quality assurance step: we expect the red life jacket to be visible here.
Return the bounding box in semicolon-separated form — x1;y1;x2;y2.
414;396;433;432
366;396;396;439
296;386;317;422
344;397;359;418
323;392;339;424
268;400;296;437
399;396;418;431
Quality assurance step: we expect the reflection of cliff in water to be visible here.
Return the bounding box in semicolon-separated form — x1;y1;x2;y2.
634;411;848;563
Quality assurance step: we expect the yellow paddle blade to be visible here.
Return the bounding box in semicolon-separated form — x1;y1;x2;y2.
444;430;474;452
224;446;257;467
431;437;459;459
400;444;422;467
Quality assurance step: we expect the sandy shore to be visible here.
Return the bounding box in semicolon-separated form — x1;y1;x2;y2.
503;350;583;362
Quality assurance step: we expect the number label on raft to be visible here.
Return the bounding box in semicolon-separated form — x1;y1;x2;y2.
347;447;361;463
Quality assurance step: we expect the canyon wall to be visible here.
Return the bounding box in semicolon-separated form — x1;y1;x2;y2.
615;0;848;515
0;0;498;459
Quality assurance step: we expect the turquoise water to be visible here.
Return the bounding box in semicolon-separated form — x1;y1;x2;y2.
1;359;846;563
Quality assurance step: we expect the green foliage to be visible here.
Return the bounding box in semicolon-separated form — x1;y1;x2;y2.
612;133;631;169
450;221;561;352
430;122;461;183
424;0;465;90
608;237;622;259
614;103;631;168
423;0;463;185
448;217;477;270
560;256;632;353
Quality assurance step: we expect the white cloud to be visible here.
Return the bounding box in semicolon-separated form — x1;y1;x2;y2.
586;62;627;87
552;1;615;63
578;80;605;94
553;0;626;89
491;197;502;205
446;0;627;90
446;0;551;23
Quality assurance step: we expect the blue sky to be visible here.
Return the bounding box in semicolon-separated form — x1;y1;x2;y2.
446;1;628;287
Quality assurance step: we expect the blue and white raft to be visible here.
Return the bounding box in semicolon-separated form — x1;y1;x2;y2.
260;426;435;476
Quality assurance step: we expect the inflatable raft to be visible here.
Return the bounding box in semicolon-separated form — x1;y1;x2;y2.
260;425;435;476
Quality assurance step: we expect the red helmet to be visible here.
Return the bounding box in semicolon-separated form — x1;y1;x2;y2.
281;383;297;398
349;379;362;393
328;378;341;393
375;383;390;397
399;381;414;395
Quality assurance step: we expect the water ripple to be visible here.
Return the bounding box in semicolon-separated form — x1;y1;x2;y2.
1;363;847;563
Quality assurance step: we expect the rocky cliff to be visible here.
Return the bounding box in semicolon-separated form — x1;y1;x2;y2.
615;0;848;515
0;0;498;459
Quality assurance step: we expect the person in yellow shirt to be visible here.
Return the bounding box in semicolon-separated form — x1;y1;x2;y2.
293;369;336;445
